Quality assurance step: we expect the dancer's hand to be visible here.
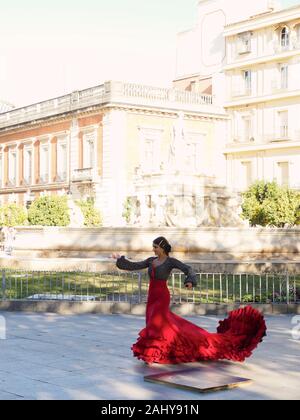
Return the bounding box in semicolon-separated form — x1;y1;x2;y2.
185;282;193;290
111;253;121;260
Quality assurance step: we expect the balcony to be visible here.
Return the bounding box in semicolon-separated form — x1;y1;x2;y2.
237;43;251;56
228;136;255;146
0;81;215;130
72;168;94;182
266;130;290;143
225;39;300;71
274;43;291;54
271;80;288;94
231;87;252;98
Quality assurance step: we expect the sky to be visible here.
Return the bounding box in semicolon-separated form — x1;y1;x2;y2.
0;0;299;108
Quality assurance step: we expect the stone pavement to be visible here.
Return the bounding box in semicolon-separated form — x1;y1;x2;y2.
0;312;299;400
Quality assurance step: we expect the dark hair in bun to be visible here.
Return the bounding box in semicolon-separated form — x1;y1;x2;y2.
153;237;172;256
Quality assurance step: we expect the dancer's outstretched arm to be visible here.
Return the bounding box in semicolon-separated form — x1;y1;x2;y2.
112;254;153;271
169;258;197;289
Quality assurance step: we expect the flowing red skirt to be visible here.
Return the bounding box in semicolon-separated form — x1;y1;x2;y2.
131;278;267;364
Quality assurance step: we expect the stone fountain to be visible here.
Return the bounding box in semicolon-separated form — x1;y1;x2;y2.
124;113;248;229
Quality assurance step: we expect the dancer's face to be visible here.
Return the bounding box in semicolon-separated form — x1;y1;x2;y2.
152;244;166;258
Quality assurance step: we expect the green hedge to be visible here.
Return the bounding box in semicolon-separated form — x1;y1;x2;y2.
0;204;28;227
242;181;300;227
28;196;70;227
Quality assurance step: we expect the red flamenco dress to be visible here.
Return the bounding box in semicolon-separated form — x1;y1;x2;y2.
117;256;267;365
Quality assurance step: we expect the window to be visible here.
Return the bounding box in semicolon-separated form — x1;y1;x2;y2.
280;64;288;89
243;70;252;93
238;32;251;54
281;27;289;48
186;134;204;173
8;149;17;185
242;116;252;142
83;132;95;169
139;128;161;173
277;162;289;187
40;144;49;182
278;111;288;138
144;139;156;173
24;148;32;184
190;81;196;92
241;161;252;190
57;142;67;181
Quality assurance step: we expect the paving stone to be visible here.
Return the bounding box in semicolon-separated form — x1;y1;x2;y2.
0;311;299;400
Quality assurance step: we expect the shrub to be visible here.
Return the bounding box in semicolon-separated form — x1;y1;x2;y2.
242;181;300;227
0;203;27;227
295;193;300;226
28;196;70;226
75;199;102;227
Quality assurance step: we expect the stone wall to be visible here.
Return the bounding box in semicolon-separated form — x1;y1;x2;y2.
0;227;299;297
11;226;300;263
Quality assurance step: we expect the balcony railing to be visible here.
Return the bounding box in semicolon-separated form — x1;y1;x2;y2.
39;174;49;184
0;81;214;130
266;131;290;143
231;87;252;98
23;176;32;186
56;172;67;182
6;178;16;188
274;43;290;53
294;40;300;50
237;44;251;55
72;168;94;182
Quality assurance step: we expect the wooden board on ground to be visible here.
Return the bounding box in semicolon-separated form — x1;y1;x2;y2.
144;367;252;394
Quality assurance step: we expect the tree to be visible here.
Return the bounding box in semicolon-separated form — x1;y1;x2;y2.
75;199;102;227
28;196;70;226
242;181;300;227
0;203;27;226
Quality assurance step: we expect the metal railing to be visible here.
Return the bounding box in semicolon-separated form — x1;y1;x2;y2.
0;270;299;305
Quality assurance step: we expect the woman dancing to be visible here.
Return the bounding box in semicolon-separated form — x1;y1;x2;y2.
113;237;266;365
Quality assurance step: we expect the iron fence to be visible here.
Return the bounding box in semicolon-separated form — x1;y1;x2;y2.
0;269;299;305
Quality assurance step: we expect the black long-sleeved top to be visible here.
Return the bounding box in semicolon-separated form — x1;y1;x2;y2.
116;256;197;287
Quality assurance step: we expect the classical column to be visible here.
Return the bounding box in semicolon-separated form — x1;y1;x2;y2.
51;137;57;183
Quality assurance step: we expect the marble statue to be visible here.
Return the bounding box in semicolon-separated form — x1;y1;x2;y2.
198;193;221;227
168;112;188;172
220;194;249;227
1;226;17;255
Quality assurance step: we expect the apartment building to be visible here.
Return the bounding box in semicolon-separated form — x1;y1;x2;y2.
224;4;300;191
